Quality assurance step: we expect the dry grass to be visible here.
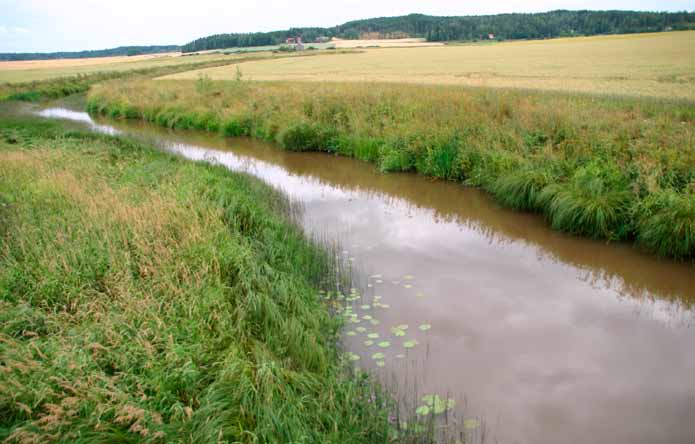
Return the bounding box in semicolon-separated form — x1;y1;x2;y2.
163;31;695;99
330;37;443;48
0;52;255;84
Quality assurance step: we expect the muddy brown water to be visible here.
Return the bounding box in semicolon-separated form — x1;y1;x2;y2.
28;103;695;444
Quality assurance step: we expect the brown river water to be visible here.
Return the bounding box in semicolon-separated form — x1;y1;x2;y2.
28;103;695;444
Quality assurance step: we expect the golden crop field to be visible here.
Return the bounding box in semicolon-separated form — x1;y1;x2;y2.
0;52;253;84
163;31;695;100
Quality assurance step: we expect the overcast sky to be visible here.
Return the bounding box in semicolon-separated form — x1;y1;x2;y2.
1;0;693;53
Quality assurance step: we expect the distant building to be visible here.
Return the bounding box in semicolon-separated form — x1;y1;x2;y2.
285;36;305;50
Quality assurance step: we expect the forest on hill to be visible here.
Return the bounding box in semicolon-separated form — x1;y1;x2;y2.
0;45;180;62
181;9;695;52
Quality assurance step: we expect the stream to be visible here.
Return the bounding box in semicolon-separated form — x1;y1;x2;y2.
24;100;695;444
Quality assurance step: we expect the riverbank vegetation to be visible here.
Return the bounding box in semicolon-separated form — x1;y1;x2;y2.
87;80;695;259
0;117;397;442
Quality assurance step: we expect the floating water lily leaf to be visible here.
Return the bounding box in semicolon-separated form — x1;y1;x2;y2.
356;327;367;333
362;315;373;320
373;295;382;300
380;304;390;309
370;319;381;325
370;274;382;279
367;333;379;339
345;352;360;361
397;324;409;330
415;405;430;416
378;341;391;348
371;352;384;360
403;284;413;289
346;331;356;336
364;340;374;346
395;354;406;359
403;340;418;349
420;394;456;415
375;360;385;368
418;324;431;331
464;419;480;430
360;305;371;310
350;318;361;324
390;327;406;337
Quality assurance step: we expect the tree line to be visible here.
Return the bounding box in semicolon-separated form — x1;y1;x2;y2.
181;10;695;52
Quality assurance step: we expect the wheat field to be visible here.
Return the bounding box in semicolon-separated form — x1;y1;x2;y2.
0;52;252;83
162;31;695;99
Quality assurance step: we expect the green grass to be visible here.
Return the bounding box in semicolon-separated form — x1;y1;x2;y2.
86;79;695;259
0;117;400;443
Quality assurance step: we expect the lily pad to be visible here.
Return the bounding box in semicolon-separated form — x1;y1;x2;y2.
370;274;382;279
390;327;406;337
420;394;456;415
403;284;413;289
360;305;371;310
369;319;381;325
418;324;431;331
403;340;419;349
367;333;379;339
362;315;373;320
404;275;414;280
371;352;384;360
395;354;406;359
356;327;367;333
345;352;360;362
397;324;409;331
415;405;430;416
375;360;386;368
378;341;391;348
380;304;391;309
346;331;356;336
464;419;480;430
364;340;374;346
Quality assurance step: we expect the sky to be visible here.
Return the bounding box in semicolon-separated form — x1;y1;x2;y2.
1;0;693;53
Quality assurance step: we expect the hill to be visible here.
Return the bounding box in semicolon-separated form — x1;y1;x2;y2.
181;9;695;52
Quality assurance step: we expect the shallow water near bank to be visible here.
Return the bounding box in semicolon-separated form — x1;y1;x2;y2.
22;99;695;444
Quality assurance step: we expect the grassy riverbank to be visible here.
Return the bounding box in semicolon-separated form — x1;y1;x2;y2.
87;80;695;259
0;117;395;443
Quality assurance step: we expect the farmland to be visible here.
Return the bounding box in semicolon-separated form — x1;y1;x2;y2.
165;31;695;100
0;52;253;84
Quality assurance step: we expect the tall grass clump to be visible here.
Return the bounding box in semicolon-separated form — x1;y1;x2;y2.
0;117;396;443
539;162;635;240
636;191;695;258
86;79;695;258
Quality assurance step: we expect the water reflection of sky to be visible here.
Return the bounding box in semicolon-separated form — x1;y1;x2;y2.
35;107;695;444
